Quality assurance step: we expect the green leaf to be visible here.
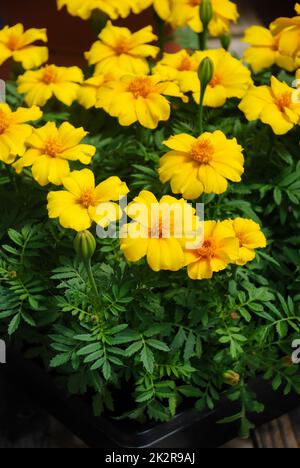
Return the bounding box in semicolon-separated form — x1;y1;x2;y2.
147;339;169;352
74;334;94;342
111;330;140;345
273;187;282;205
21;311;36;327
140;345;155;374
276;321;288;338
178;385;202;398
50;353;71;368
272;374;282;391
8;313;21;335
77;343;101;356
103;360;111;380
125;341;143;356
239;308;251;322
184;332;196;361
135;390;154;403
90;358;105;371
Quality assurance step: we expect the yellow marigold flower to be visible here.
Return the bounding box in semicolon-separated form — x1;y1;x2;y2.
120;190;201;272
96;74;186;129
224;218;267;266
57;0;132;20
13;122;96;186
160;131;244;199
85;22;159;75
0;24;48;70
184;220;239;280
0;103;42;165
77;72;118;109
47;169;129;232
154;50;201;94
239;76;300;135
17;64;84;107
243;26;297;73
170;0;239;36
192;49;252;107
270;5;300;67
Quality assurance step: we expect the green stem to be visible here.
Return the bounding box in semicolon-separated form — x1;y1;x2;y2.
84;259;99;300
198;84;207;134
199;26;209;51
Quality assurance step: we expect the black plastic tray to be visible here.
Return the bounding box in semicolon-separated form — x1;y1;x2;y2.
1;350;300;448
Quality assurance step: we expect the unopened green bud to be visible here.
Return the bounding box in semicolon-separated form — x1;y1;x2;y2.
200;0;213;28
74;230;96;262
223;370;240;386
198;57;214;90
220;33;231;51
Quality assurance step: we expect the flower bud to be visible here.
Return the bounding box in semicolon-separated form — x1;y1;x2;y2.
223;370;240;386
198;57;214;90
200;0;213;28
230;312;239;321
220;33;231;51
74;230;96;262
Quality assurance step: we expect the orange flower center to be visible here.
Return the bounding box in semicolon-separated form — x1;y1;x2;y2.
178;56;193;71
149;218;175;239
42;66;58;85
114;39;131;55
0;111;9;135
210;74;221;88
43;139;62;158
189;0;201;6
78;189;96;209
149;220;163;238
190;139;214;164
128;77;154;98
234;232;244;247
7;34;22;51
197;239;216;259
276;92;292;111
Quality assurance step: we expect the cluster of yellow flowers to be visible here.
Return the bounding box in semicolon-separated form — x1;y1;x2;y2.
10;21;252;130
0;96;266;280
0;0;270;281
57;0;238;37
243;3;300;73
120;191;266;279
237;4;300;135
